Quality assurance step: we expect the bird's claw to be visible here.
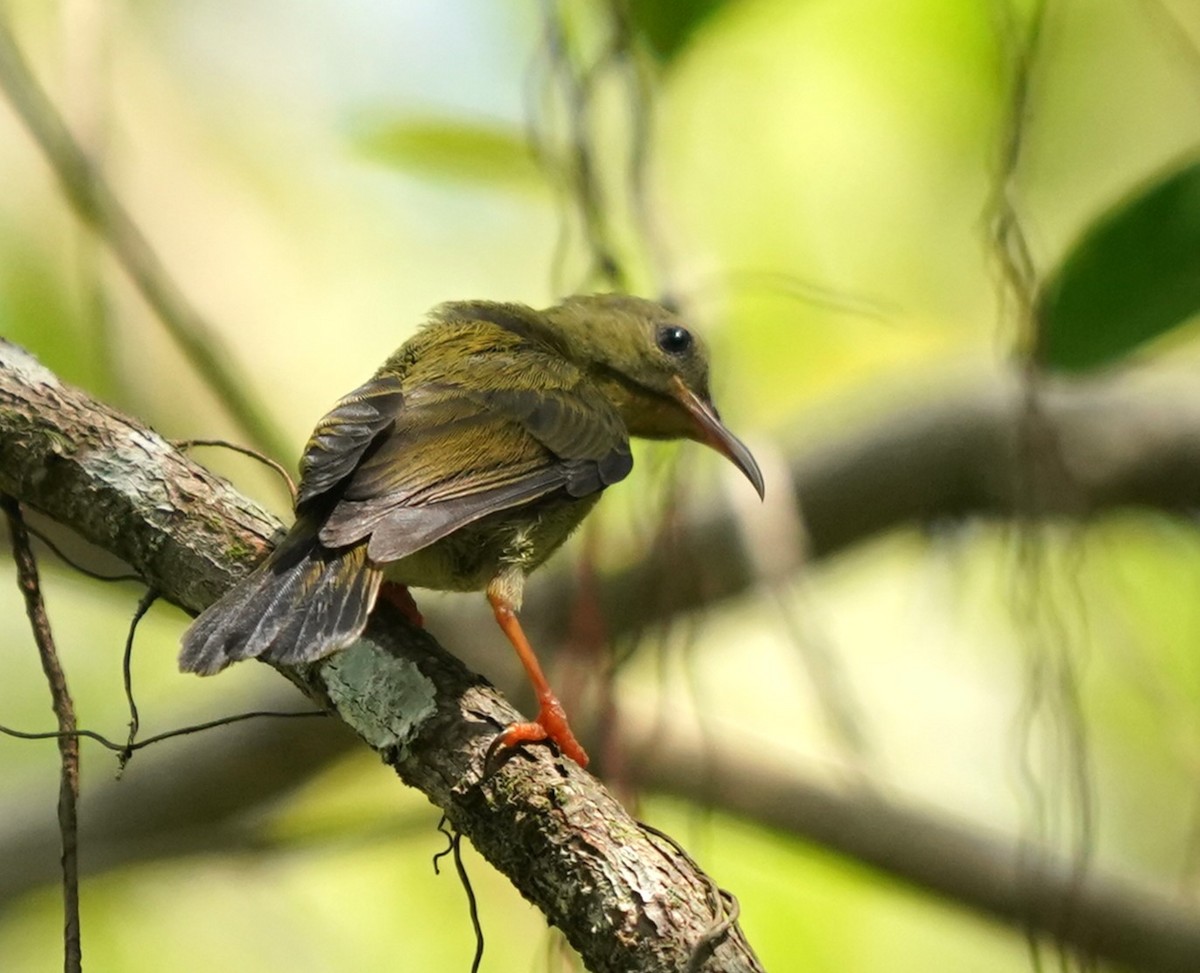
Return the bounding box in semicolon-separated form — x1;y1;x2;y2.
483;703;589;777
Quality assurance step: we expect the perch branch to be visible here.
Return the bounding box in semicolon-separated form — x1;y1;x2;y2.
0;339;763;973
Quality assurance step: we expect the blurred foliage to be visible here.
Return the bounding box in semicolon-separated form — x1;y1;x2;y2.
353;114;545;191
626;0;732;63
1038;156;1200;371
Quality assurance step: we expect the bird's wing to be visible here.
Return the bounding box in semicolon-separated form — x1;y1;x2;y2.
314;344;632;562
294;376;406;509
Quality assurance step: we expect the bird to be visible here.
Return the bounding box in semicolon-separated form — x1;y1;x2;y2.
179;294;764;768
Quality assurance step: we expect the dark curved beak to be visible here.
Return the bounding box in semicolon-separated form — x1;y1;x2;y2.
670;376;765;500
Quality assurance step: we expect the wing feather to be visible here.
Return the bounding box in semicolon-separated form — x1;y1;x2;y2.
299;319;633;563
295;377;405;509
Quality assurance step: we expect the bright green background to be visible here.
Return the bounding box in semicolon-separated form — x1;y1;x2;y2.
2;1;1200;970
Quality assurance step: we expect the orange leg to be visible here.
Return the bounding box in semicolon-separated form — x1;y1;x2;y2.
487;591;589;768
380;581;425;628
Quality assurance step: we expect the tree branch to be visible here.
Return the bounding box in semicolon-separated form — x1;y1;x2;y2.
636;731;1200;973
0;338;763;972
791;369;1200;558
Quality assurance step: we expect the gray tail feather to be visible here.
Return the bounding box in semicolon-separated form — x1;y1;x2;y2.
179;521;383;676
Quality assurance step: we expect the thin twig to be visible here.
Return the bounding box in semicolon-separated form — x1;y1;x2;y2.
175;438;298;504
605;0;674;294
0;709;326;755
23;521;142;584
434;816;485;973
987;0;1047;355
705;268;897;321
987;5;1099;971
534;0;631;293
120;589;159;770
2;494;82;973
0;14;291;462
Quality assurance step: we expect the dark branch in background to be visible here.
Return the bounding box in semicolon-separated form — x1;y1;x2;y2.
0;14;291;462
2;496;82;973
5;340;1200;970
636;735;1200;973
577;368;1200;649
0;341;763;973
790;369;1200;557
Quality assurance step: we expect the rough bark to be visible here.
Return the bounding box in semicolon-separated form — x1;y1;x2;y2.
0;339;764;973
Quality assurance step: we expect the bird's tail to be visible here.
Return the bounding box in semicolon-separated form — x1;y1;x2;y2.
179;518;383;675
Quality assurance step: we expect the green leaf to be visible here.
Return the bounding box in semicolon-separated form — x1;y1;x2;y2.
1037;157;1200;371
627;0;731;63
353;115;545;192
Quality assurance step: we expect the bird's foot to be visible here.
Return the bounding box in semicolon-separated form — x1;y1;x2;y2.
379;581;424;628
485;695;589;770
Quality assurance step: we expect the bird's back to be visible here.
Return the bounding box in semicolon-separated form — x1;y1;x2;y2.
181;303;632;673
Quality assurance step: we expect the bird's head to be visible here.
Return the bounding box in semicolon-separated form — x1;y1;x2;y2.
540;294;765;499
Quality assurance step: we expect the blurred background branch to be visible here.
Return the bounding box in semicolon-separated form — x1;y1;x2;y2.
5;679;1200;973
0;13;291;462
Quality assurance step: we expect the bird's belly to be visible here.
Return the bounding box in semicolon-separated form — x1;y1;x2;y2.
380;493;600;593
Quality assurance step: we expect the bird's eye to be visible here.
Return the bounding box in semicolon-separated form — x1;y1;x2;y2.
656;325;693;355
